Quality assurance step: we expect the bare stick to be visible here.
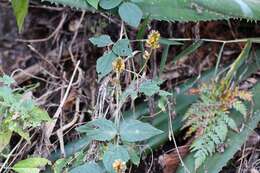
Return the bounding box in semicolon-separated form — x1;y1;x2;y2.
44;61;80;141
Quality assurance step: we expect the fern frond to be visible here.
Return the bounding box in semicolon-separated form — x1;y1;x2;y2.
236;90;252;101
232;100;247;117
219;112;239;132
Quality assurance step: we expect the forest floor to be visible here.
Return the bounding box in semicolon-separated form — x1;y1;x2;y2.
0;1;260;172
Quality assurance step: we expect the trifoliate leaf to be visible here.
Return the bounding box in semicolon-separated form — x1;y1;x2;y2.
118;2;143;28
89;35;113;47
112;39;132;56
76;118;117;141
119;120;163;142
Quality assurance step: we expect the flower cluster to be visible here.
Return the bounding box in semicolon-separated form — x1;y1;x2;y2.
112;159;127;173
112;57;125;74
146;30;160;49
143;30;160;60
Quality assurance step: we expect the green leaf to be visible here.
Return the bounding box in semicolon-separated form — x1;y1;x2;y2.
120;119;163;142
103;144;129;173
158;90;172;97
137;0;260;22
70;162;105;173
99;0;122;9
159;45;170;76
0;129;12;153
11;124;30;141
173;40;203;63
89;35;113;47
159;38;183;46
76;118;117;141
53;158;68;173
12;157;50;173
139;80;160;96
96;51;117;81
86;0;99;9
224;41;252;86
118;2;143;28
0;75;16;86
29;107;51;127
112;39;132;56
11;0;29;32
128;147;141;166
42;0;260;22
158;96;167;112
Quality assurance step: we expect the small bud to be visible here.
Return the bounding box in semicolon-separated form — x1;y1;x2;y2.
143;50;151;60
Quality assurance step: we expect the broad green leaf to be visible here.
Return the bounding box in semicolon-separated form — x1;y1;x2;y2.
76;118;117;141
103;144;129;173
120;119;163;142
42;0;260;22
99;0;122;9
96;51;117;80
112;39;132;56
86;0;99;9
89;35;113;47
139;80;160;96
12;157;50;173
118;2;143;28
131;0;143;2
11;0;29;32
70;162;105;173
0;129;12;153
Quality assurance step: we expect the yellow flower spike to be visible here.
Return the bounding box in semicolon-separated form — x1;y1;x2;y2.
112;57;125;74
143;50;151;60
146;30;160;49
112;159;127;173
